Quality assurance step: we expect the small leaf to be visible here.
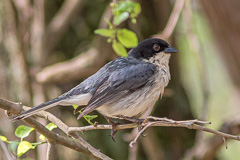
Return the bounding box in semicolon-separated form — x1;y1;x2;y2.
94;29;114;37
112;41;127;57
17;141;35;157
132;3;141;17
45;123;57;131
39;123;57;141
117;29;138;48
114;12;129;25
72;105;98;125
0;136;8;142
131;18;137;24
117;1;135;12
15;125;34;141
72;104;78;110
39;135;45;142
84;115;98;125
104;18;113;29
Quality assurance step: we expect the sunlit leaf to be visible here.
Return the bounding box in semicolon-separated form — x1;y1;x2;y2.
39;123;57;141
94;29;114;37
117;1;135;13
104;18;113;29
112;41;127;57
84;115;98;125
114;12;129;25
45;123;57;131
15;125;34;141
72;105;98;125
117;29;138;48
132;3;141;17
72;104;78;110
39;135;45;142
131;18;137;24
17;141;35;157
0;135;8;142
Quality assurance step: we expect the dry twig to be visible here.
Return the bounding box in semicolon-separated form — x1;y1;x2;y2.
156;0;186;39
1;97;240;158
68;116;240;147
0;98;112;160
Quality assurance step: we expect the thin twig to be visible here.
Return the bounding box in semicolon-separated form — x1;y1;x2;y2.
156;0;186;39
68;117;240;147
0;140;14;160
0;98;112;160
1;97;240;157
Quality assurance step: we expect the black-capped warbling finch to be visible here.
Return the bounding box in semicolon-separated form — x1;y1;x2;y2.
13;38;178;140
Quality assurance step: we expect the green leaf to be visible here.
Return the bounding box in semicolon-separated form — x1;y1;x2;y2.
84;115;98;125
117;29;138;48
39;123;57;142
17;141;35;157
131;18;137;24
112;41;127;57
72;104;78;110
114;12;129;25
94;29;114;37
117;1;135;13
104;18;113;29
45;123;57;131
15;125;34;141
72;105;98;125
132;3;141;17
0;136;8;142
39;135;45;142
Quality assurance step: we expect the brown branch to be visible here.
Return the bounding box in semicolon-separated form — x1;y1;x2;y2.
0;98;112;160
46;142;58;160
68;117;240;147
2;97;240;159
35;5;113;84
36;48;105;84
184;117;240;160
42;0;85;55
156;0;186;39
0;140;14;160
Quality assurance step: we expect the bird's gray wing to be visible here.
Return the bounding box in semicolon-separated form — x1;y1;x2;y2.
12;61;111;121
77;62;156;119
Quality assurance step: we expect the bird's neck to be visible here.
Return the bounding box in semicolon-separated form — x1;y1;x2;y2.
144;52;171;68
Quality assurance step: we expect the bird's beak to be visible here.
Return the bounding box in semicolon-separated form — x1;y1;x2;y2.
165;46;178;53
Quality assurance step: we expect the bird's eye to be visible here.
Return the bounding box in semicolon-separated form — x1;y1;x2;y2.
153;44;160;52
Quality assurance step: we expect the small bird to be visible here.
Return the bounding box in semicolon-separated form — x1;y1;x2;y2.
13;38;177;139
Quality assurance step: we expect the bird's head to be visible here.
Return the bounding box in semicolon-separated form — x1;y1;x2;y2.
128;38;178;60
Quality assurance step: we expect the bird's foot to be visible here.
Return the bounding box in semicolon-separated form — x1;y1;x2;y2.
104;116;122;142
115;115;148;137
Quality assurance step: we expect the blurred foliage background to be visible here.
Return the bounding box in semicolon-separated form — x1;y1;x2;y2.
1;0;240;160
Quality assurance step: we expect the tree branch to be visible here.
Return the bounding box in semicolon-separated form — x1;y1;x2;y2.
156;0;186;39
2;97;240;159
46;142;58;160
36;5;113;84
0;98;112;160
68;117;240;147
184;117;240;160
43;0;85;55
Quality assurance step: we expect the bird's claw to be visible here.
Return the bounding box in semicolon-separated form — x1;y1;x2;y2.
109;121;122;142
115;115;148;137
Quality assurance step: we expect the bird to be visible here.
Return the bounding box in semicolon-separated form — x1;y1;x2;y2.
13;38;177;140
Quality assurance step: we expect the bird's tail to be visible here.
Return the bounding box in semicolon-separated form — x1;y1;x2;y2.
12;98;62;121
